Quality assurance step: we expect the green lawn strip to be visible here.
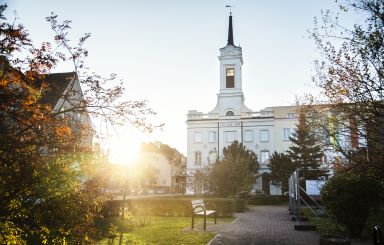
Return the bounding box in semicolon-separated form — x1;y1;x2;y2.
98;216;234;245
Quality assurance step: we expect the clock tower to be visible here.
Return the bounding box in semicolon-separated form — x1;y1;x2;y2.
209;13;252;117
186;11;310;196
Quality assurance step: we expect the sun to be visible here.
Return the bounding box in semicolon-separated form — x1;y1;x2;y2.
107;133;141;166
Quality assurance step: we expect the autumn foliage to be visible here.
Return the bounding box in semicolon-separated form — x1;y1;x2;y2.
0;4;153;244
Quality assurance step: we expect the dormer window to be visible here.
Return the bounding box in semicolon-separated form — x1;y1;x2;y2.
226;68;235;88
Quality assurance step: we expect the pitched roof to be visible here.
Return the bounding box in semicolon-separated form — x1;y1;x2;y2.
39;72;76;107
140;142;185;162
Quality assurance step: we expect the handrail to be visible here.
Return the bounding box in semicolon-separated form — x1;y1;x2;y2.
299;186;329;217
299;196;318;217
373;226;383;245
299;186;345;232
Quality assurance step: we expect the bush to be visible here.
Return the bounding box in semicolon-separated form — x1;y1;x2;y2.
103;197;243;218
247;194;285;205
321;173;383;238
103;200;121;217
234;198;247;212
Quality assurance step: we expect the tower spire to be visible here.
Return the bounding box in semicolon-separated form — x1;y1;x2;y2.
227;14;234;46
225;5;234;46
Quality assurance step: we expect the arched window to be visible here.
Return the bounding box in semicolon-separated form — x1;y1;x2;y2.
226;111;234;116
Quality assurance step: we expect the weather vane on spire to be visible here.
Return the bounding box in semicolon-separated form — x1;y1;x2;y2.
225;5;235;15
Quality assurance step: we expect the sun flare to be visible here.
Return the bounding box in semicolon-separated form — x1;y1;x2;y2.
108;135;141;166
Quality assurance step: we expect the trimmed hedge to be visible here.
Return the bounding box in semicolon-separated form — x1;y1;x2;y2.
234;198;247;212
103;197;247;218
247;194;286;205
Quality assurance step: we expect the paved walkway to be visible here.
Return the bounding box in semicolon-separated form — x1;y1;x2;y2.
206;205;371;245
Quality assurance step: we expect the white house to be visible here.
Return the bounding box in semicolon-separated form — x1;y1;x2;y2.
136;142;186;194
40;72;93;147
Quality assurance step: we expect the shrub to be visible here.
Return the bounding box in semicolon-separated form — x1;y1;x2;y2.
103;200;121;217
234;198;247;212
103;197;241;218
247;194;285;205
321;173;383;238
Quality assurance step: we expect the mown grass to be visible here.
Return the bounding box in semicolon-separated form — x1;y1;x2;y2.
97;216;234;245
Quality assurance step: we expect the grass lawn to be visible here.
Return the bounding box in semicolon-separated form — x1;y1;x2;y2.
97;216;234;245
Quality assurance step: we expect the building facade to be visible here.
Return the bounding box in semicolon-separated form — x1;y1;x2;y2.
137;142;186;194
41;72;93;147
186;14;371;195
186;14;301;195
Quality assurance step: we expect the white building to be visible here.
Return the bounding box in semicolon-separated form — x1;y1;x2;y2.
186;14;299;195
136;142;186;194
41;72;93;147
186;13;369;195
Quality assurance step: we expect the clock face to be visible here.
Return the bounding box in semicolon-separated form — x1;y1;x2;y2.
226;68;234;76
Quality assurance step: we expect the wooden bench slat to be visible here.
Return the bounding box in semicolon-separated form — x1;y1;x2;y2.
195;210;216;216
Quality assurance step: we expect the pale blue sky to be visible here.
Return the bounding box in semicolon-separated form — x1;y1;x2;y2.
6;1;362;160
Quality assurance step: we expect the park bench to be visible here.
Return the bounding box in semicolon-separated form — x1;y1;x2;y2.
191;199;217;230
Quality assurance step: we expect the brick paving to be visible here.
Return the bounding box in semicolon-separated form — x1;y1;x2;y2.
206;205;371;245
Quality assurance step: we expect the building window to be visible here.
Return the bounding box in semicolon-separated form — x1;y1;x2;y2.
59;107;65;118
322;155;328;164
260;130;269;142
244;130;253;142
208;131;217;143
225;131;236;143
194;132;202;143
260;150;270;163
226;111;234;116
287;113;295;119
226;68;235;88
194;151;201;165
358;126;367;147
282;128;292;141
209;151;217;164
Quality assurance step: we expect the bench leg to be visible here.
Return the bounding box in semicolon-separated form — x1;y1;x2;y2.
204;215;206;230
214;214;217;224
192;214;194;229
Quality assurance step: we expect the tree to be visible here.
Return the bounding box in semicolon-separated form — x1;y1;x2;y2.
310;0;384;181
0;4;154;244
287;110;326;180
187;166;211;195
321;172;383;238
209;141;259;197
268;151;296;196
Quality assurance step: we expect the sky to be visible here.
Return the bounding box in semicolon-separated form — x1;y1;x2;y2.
5;0;362;162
